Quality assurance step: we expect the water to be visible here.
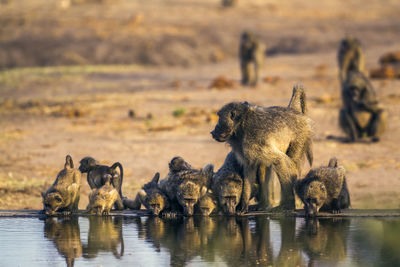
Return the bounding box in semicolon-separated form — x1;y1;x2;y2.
0;216;399;267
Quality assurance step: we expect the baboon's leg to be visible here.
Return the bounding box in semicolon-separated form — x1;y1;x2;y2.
368;109;387;141
250;61;258;86
239;166;256;213
114;195;125;210
123;194;141;210
270;151;298;210
247;62;255;86
241;61;249;85
339;108;358;141
256;165;272;210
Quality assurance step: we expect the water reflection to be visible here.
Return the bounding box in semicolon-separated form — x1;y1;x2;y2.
36;215;400;266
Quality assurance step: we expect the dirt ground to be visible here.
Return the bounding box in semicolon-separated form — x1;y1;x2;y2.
1;0;400;210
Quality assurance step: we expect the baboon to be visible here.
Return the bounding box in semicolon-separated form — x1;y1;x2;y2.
239;31;264;86
338;36;365;84
211;85;313;212
86;174;119;215
212;152;244;215
78;156;124;210
42;155;81;215
296;157;350;217
222;0;237;7
124;173;170;216
160;156;214;216
196;191;217;216
339;71;387;142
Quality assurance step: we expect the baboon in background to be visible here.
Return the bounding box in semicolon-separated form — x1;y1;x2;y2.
212;151;244;215
338;36;365;84
160;156;214;216
86;174;119;215
339;71;387;142
296;157;350;217
211;85;313;212
239;31;264;86
222;0;237;7
78;156;124;210
124;172;170;216
42;155;81;215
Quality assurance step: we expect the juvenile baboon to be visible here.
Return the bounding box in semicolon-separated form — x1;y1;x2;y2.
239;31;264;86
339;71;387;142
212;152;244;215
211;85;313;212
42;155;81;215
86;174;119;215
296;157;350;217
338;36;365;84
196;191;217;216
160;156;214;216
124;173;170;216
79;156;124;210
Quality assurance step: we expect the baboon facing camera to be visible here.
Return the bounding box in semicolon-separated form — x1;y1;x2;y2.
239;31;264;86
211;85;313;212
339;71;387;142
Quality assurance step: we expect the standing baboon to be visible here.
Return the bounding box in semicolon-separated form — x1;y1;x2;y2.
79;156;124;210
339;71;387;142
86;174;119;215
338;36;365;84
239;31;264;86
42;155;81;215
211;85;313;212
296;157;350;217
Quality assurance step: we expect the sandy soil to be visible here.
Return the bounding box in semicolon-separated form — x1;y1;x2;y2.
1;0;400;210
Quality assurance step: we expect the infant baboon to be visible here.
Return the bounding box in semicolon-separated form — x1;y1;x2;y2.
160;156;214;216
125;173;170;216
196;191;217;216
239;31;264;86
87;174;119;215
212;152;243;215
211;85;313;212
42;155;81;215
296;158;350;217
339;71;387;142
79;156;124;210
338;36;365;84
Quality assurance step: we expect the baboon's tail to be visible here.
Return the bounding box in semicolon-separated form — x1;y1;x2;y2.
288;84;307;114
111;162;124;197
305;137;313;167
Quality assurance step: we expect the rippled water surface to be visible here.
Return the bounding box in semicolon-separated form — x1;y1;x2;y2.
0;216;399;266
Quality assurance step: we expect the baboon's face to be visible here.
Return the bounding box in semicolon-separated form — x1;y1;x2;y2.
43;192;64;215
177;181;201;216
241;32;255;49
198;194;216;216
144;193;166;216
211;103;246;142
304;181;327;217
169;156;192;172
78;157;96;173
219;176;242;215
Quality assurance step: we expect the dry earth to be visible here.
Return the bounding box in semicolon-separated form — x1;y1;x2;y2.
0;0;400;210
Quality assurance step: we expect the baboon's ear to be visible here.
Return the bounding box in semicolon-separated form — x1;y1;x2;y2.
151;173;160;184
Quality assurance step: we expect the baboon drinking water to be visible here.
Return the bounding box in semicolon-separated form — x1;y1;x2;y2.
296;157;350;217
86;174;119;215
79;156;124;210
42;155;81;215
239;31;264;86
339;71;387;142
338;36;365;84
211;85;313;212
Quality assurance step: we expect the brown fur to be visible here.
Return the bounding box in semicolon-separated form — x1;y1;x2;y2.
42;155;81;215
338;36;365;84
239;31;264;86
86;174;119;215
211;85;313;212
196;190;217;216
296;157;351;217
79;156;124;210
339;71;387;142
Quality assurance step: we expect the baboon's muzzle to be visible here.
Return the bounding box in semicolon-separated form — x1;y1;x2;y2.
210;128;231;142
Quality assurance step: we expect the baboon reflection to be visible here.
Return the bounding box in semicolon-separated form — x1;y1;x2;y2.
82;217;124;259
43;217;82;267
